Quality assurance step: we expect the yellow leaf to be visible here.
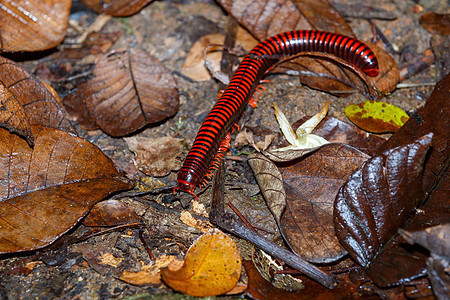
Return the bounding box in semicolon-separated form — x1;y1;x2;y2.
161;228;242;297
345;100;409;133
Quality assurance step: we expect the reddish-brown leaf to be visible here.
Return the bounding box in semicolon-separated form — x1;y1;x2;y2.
217;0;353;40
419;12;450;35
0;0;71;52
83;200;140;227
0;126;130;254
217;0;399;98
278;144;369;263
334;134;432;267
0;56;75;144
249;144;369;263
0;83;32;144
81;0;152;16
72;48;179;136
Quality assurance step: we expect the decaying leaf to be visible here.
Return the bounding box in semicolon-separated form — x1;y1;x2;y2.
419;12;450;35
83;199;140;227
217;0;353;40
182;26;258;81
0;83;31;144
0;126;130;254
252;248;304;291
81;0;152;16
334;134;433;267
71;48;179;136
119;255;183;286
217;0;399;98
0;56;75;144
0;0;71;52
161;229;242;297
399;224;450;258
345;100;410;133
125;136;184;177
250;143;369;263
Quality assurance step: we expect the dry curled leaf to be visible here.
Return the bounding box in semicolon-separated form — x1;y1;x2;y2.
0;56;74;144
161;229;242;297
334;134;433;267
0;126;130;254
81;0;152;16
76;48;179;136
0;0;71;52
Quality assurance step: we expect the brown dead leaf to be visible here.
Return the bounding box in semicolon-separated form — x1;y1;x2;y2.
182;27;258;81
218;0;398;98
83;199;140;227
250;144;369;263
218;0;353;40
0;56;75;144
81;0;152;16
125;136;184;177
0;126;130;254
161;229;242;297
78;48;179;136
420;12;450;35
0;0;71;52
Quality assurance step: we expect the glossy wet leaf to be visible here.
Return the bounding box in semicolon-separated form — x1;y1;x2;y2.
0;56;74;144
81;0;152;16
334;134;433;267
345;100;409;133
0;126;130;254
83;199;140;227
0;0;71;52
74;48;179;136
160;229;242;297
365;168;450;287
377;74;450;194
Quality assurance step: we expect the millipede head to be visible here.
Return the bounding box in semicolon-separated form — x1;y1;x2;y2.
177;169;201;200
362;54;379;77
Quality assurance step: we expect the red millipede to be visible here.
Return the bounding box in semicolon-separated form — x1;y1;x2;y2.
177;30;379;198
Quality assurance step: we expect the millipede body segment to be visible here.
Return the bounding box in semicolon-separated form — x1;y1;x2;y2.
177;30;379;196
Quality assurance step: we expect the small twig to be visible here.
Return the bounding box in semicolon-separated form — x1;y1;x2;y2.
227;202;257;232
139;228;156;263
210;160;338;289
